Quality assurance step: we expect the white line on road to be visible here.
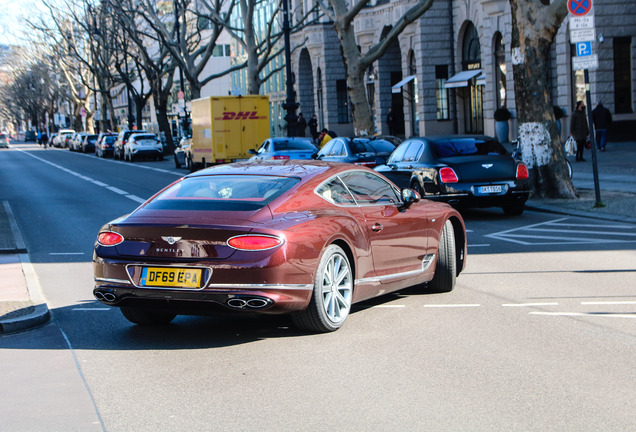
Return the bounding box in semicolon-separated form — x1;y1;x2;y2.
107;186;128;195
423;304;481;308
529;312;636;318
468;244;490;247
502;302;559;307
126;194;147;203
72;308;111;311
581;301;636;305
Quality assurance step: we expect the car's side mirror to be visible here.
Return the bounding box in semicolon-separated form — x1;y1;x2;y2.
312;152;320;159
248;149;257;155
400;188;420;209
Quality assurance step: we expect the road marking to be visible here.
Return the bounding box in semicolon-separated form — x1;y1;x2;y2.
530;312;636;319
423;304;480;308
468;244;490;247
502;302;559;307
72;308;111;311
16;149;154;204
581;301;636;305
486;217;636;245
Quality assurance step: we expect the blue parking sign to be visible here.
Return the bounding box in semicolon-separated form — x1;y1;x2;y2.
576;41;592;56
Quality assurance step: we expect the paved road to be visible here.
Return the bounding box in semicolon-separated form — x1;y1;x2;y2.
1;143;635;431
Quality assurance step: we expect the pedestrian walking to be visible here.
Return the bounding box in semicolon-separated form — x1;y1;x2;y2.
592;101;612;152
308;114;318;141
41;131;48;148
570;100;589;162
386;107;395;135
297;113;307;137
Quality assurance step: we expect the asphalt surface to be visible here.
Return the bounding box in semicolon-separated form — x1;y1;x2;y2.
1;139;635;333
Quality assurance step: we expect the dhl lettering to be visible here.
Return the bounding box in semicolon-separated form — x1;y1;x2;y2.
216;111;265;121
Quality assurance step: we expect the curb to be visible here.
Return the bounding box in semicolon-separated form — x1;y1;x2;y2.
0;202;51;334
526;201;636;224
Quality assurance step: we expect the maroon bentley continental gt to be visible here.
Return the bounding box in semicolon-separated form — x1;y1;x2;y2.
93;160;467;332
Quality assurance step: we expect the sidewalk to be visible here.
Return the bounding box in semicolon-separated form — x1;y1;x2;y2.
1;140;635;333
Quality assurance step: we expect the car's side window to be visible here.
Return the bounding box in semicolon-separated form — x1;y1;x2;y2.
315;177;356;205
403;142;424;162
388;142;410;163
340;171;400;205
257;140;269;154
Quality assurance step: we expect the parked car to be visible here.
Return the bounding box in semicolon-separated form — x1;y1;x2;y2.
113;129;146;160
52;129;75;148
24;130;37;142
173;136;191;168
123;133;163;161
248;137;318;161
375;135;530;215
0;133;9;148
95;132;117;157
315;136;398;168
92;160;467;332
69;132;87;151
80;134;99;153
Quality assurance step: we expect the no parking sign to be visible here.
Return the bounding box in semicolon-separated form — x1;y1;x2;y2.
568;0;593;17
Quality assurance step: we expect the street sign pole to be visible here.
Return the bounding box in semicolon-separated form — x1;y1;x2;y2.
584;69;603;207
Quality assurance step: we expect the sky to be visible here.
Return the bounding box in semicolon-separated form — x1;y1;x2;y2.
0;0;45;46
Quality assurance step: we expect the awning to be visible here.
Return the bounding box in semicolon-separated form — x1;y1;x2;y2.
444;70;485;88
391;75;416;93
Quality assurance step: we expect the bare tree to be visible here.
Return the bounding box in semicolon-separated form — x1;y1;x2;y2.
316;0;434;135
509;0;576;198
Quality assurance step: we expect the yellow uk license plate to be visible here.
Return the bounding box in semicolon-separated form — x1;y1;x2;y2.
140;267;202;288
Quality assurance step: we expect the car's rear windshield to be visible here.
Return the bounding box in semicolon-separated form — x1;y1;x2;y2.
133;134;157;141
350;139;395;154
144;175;301;211
274;140;316;151
432;138;507;157
104;136;116;143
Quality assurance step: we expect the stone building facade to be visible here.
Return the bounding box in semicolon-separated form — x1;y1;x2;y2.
288;0;635;141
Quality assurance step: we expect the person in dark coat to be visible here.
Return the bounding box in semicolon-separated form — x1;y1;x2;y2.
297;113;307;137
308;114;318;141
570;101;589;162
386;107;395;135
592;101;612;152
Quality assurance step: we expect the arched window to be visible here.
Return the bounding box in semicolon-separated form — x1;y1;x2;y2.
494;33;506;108
462;23;481;70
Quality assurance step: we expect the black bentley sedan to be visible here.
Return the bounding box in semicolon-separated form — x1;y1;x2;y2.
375;135;530;215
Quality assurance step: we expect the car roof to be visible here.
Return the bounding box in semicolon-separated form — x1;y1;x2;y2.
188;160;367;180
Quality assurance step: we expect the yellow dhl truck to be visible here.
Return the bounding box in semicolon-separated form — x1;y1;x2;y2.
186;95;270;171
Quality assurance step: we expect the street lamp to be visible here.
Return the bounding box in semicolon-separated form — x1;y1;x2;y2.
281;0;299;137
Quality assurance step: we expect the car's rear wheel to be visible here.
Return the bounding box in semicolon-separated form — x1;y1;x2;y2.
292;244;353;333
428;220;456;293
120;307;176;325
410;180;425;197
502;201;525;216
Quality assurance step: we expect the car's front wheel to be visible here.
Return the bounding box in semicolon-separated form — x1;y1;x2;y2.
292;244;353;333
428;220;456;293
120;307;176;325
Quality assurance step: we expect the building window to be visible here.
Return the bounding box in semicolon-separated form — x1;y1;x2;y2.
336;80;349;123
213;44;230;57
614;37;633;114
436;65;450;120
494;33;506;108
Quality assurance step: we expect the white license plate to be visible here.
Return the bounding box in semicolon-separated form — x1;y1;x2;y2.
479;185;503;194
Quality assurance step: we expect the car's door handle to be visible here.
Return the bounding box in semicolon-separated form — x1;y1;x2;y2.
371;223;383;232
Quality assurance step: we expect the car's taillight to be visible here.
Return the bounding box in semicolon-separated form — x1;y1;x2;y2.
440;167;459;183
97;231;124;246
227;235;283;251
273;155;290;160
516;163;529;180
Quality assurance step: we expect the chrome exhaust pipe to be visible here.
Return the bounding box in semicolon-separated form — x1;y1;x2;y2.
103;292;116;302
226;297;272;310
94;291;105;300
95;291;116;302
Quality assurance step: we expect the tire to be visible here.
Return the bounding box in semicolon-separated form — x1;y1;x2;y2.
292;244;353;333
502;201;525;216
120;307;176;325
410;180;425;197
428;220;456;293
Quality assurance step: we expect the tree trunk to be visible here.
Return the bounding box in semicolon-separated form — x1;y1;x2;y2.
510;0;576;198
